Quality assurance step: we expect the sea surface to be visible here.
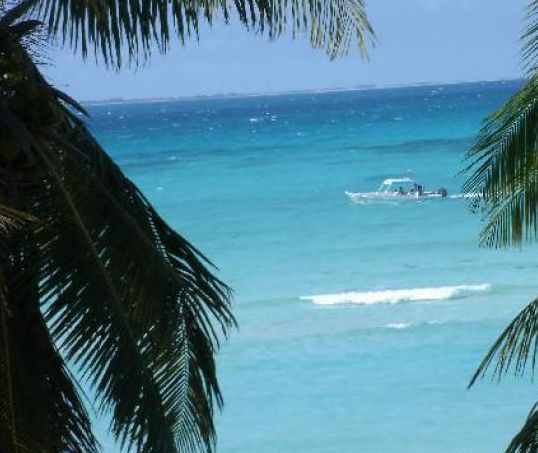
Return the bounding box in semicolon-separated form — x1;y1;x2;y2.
85;80;538;452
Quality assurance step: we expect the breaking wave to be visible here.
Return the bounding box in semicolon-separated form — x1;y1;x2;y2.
385;322;412;329
300;284;491;306
383;320;446;330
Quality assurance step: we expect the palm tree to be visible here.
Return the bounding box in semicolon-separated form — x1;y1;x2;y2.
0;0;373;451
463;1;538;451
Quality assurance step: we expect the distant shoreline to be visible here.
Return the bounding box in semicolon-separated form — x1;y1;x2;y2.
82;78;525;106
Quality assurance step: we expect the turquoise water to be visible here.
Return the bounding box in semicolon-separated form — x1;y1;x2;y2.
87;80;538;452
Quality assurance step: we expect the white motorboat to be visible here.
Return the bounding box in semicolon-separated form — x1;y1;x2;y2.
345;176;448;203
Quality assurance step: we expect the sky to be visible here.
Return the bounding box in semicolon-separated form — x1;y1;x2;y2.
44;0;528;101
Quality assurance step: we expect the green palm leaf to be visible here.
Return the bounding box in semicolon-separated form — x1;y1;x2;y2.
463;2;538;452
522;1;538;75
462;0;538;248
462;76;538;247
469;296;538;386
0;226;98;453
1;8;98;451
504;403;538;453
30;0;374;66
32;128;235;452
1;5;235;451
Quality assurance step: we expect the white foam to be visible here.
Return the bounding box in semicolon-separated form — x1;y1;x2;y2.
300;283;491;306
385;322;411;329
448;193;480;199
384;320;446;330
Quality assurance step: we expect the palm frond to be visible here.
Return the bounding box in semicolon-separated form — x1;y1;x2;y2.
469;296;538;386
459;3;538;452
30;0;374;67
0;204;33;231
1;10;236;451
522;1;538;75
0;0;36;29
32;124;235;452
3;94;234;453
467;292;538;453
462;76;538;247
1;26;97;445
0;229;98;453
504;402;538;453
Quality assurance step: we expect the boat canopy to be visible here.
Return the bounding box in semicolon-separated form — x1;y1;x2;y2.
382;177;415;185
377;177;419;193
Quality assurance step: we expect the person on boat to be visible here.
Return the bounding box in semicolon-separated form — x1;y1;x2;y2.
398;186;405;195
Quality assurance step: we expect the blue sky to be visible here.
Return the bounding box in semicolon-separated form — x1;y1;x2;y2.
45;0;528;100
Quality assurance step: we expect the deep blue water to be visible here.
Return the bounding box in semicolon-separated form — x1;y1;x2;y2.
86;80;538;452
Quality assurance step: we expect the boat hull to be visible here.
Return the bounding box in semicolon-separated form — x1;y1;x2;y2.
345;191;446;203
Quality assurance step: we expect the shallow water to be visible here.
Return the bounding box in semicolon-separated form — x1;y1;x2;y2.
86;80;538;452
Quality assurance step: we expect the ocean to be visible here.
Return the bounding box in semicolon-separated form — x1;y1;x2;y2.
86;80;538;452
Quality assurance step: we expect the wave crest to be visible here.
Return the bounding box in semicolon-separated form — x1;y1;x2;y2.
300;284;491;306
385;322;411;329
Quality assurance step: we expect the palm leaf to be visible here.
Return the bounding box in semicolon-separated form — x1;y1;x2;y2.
30;0;374;66
462;76;538;247
3;100;235;452
0;227;98;453
0;203;33;231
461;3;538;453
469;296;538;387
504;402;538;453
522;1;538;75
0;0;36;28
30;118;234;453
1;8;235;451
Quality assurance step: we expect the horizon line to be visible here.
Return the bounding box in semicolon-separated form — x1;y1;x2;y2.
81;77;525;106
